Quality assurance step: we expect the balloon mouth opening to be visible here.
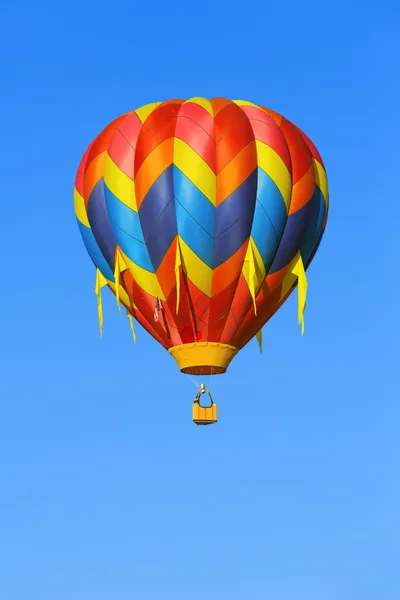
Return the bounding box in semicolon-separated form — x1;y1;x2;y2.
168;342;238;375
181;365;226;376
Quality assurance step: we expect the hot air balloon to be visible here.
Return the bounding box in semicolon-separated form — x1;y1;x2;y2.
74;98;329;425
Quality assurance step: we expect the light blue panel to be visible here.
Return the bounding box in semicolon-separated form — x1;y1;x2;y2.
104;185;145;242
173;166;215;237
175;200;214;267
104;185;154;272
257;167;287;240
251;201;280;271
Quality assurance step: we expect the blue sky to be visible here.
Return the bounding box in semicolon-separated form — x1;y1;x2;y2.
1;1;399;598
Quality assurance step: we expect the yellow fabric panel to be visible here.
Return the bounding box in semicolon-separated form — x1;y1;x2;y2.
179;236;213;297
121;249;165;300
74;187;90;227
135;102;161;123
232;99;259;108
255;140;292;210
103;154;137;211
186;97;214;115
173;138;216;206
313;158;329;209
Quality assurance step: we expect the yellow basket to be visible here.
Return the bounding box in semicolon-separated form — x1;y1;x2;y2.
192;393;218;426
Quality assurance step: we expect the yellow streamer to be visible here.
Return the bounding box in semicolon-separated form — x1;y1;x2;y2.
248;242;257;315
256;329;262;353
175;238;182;314
292;252;308;335
127;311;136;343
114;247;128;317
95;269;108;337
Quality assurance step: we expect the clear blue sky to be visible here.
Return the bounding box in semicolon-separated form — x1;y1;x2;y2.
1;1;398;598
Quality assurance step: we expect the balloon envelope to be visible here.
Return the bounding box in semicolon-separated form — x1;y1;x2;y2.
74;98;329;375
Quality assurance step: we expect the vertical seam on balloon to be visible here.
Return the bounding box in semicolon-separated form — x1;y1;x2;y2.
133;104;180;346
102;115;131;273
133;112;169;277
171;101;204;344
233;125;318;347
198;98;215;342
204;100;216;343
153;107;184;343
259;117;294;276
233;131;321;348
221;107;293;344
213;102;257;343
